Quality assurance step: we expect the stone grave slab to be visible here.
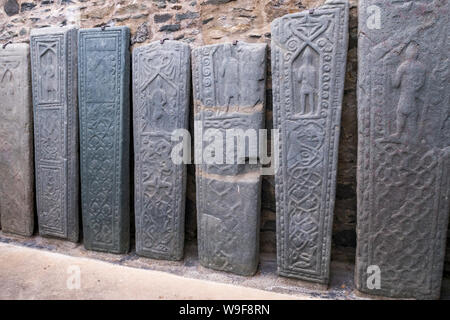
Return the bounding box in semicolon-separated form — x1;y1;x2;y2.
192;41;267;276
30;27;79;242
356;0;450;299
271;0;349;284
78;27;131;254
132;40;190;260
0;43;34;236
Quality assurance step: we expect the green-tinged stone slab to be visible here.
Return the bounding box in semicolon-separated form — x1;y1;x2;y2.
78;27;131;253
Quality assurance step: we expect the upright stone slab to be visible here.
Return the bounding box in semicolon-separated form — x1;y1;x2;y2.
133;41;190;260
356;1;450;299
31;27;79;242
78;27;131;254
192;42;267;276
271;0;349;284
0;44;34;236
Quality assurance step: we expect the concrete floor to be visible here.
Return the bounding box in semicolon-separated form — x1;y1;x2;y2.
0;242;301;300
0;232;448;300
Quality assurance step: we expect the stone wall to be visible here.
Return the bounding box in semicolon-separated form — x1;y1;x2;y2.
1;0;448;273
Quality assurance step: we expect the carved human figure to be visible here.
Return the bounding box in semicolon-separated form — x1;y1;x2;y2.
219;45;239;107
240;47;265;106
296;47;317;115
149;88;167;122
41;48;57;101
392;42;426;139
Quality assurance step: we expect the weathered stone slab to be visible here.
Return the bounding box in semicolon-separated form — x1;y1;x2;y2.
356;0;450;299
133;41;190;260
0;43;34;236
31;27;79;242
78;27;131;254
192;42;267;276
271;0;349;284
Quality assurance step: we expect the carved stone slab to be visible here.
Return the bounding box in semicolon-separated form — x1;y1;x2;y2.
133;41;190;260
30;27;79;242
78;27;131;254
192;42;267;276
271;0;349;284
0;44;34;236
356;0;450;299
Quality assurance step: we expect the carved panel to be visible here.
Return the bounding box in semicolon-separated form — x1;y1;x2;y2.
271;0;349;284
356;0;450;299
30;27;79;242
133;41;190;260
192;42;267;276
0;44;34;236
78;27;131;254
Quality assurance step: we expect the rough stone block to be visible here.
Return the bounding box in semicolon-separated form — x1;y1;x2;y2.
192;41;267;276
132;40;190;260
30;27;79;242
78;27;131;254
0;43;34;236
271;0;349;284
356;0;450;299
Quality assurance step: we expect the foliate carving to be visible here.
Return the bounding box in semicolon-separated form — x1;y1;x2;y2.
133;41;190;260
356;0;450;299
0;44;34;236
192;42;267;276
78;27;131;254
30;27;79;242
271;0;349;283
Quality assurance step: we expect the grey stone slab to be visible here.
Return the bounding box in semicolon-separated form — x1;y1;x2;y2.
192;41;267;276
0;43;34;236
30;27;79;242
271;0;349;284
356;0;450;299
78;27;131;254
132;41;190;260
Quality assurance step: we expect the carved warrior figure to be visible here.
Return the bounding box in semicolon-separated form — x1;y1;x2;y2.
219;45;239;108
356;0;450;299
30;27;79;242
296;47;318;115
271;0;349;284
193;42;267;276
133;41;190;260
78;27;131;253
0;44;35;236
392;42;426;140
40;43;58;102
